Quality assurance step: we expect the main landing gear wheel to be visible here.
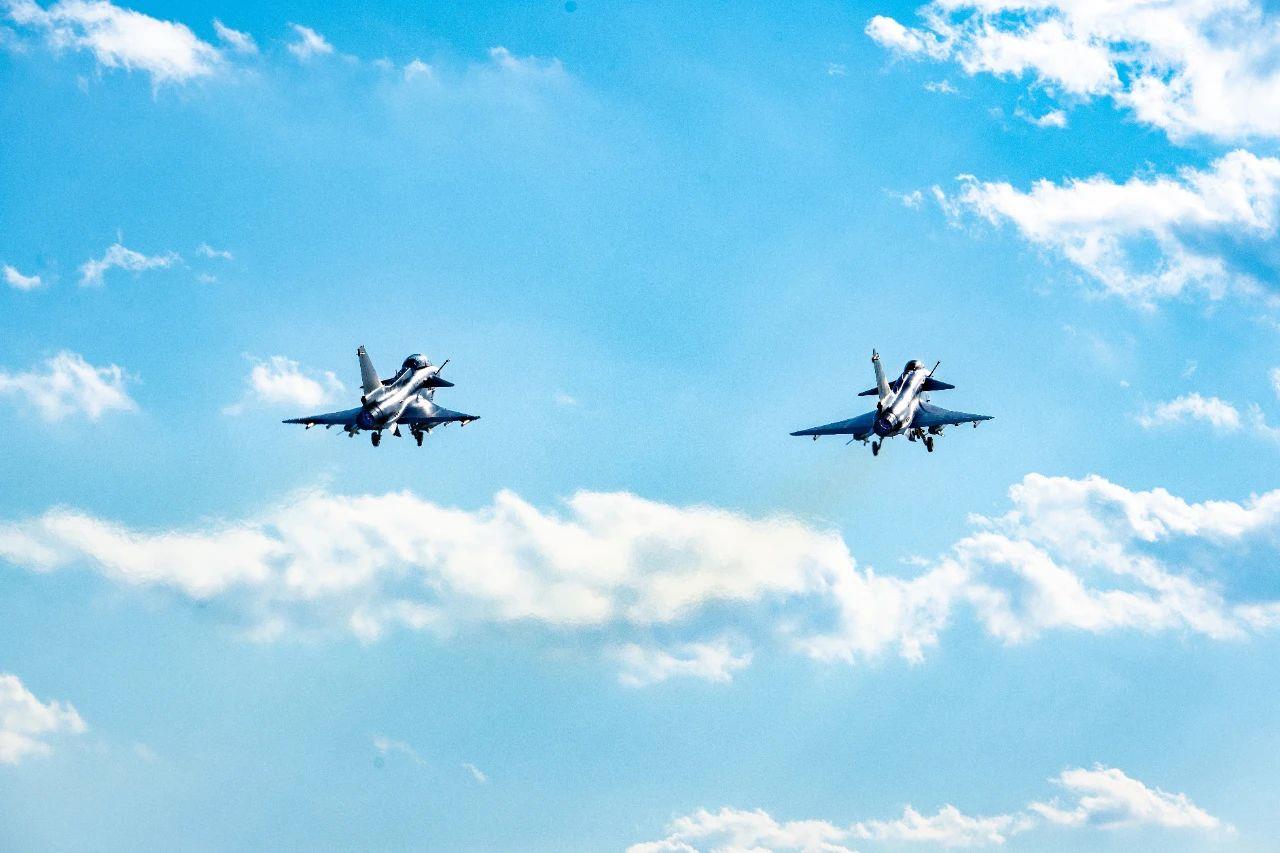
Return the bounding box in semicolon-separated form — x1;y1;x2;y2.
871;440;881;457
924;436;935;453
414;432;424;447
371;431;381;447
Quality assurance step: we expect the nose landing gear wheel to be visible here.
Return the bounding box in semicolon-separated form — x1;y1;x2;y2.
924;436;935;453
371;431;381;447
871;440;881;456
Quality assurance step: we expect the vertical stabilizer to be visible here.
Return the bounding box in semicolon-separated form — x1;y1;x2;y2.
872;349;890;400
358;345;381;395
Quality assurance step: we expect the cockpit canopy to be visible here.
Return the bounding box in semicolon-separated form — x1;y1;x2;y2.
903;359;925;374
403;354;431;370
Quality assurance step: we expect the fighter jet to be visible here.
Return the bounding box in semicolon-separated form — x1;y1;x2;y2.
284;346;478;446
791;350;991;456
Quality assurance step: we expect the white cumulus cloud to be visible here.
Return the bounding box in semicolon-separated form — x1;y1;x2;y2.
1136;390;1280;440
0;486;959;668
1029;766;1222;831
1137;393;1241;432
7;0;222;84
633;766;1223;850
0;350;135;422
955;473;1280;644
0;673;86;764
0;474;1278;672
865;0;1280;143
628;807;856;853
935;150;1280;306
853;805;1032;846
224;355;344;415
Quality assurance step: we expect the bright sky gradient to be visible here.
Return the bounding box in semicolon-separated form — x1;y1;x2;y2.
3;1;1280;850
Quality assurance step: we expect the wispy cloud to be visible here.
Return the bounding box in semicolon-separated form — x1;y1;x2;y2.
486;45;563;78
211;19;255;55
372;735;425;766
1020;108;1067;129
0;350;135;422
3;263;42;290
897;189;925;208
0;673;86;764
79;242;179;286
402;58;433;81
286;23;333;61
614;638;752;687
6;3;572;99
195;243;233;261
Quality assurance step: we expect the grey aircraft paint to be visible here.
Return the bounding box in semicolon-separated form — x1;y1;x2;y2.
284;346;479;446
790;350;991;456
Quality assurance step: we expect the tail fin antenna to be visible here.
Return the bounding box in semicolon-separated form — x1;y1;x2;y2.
358;345;381;395
872;349;890;400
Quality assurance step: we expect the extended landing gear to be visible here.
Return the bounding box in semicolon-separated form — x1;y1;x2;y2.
871;440;881;457
414;430;424;447
924;435;935;453
371;431;381;447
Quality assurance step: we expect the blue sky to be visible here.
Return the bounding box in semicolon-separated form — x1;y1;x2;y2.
3;0;1280;850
